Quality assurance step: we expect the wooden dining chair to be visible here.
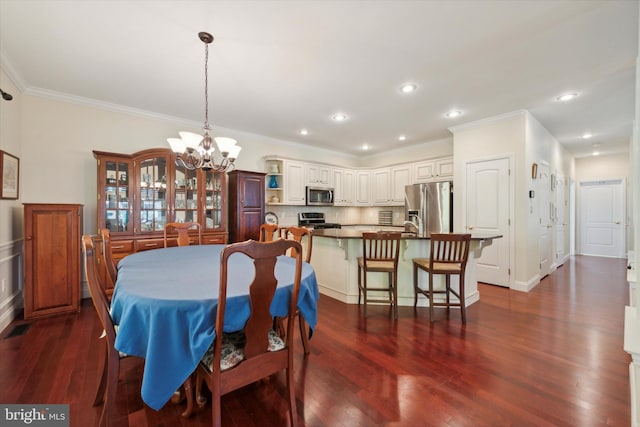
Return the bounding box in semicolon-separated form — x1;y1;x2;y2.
100;228;118;300
259;223;281;242
164;222;201;247
282;226;312;263
358;231;401;319
412;233;471;323
195;239;303;427
82;235;127;427
281;226;312;354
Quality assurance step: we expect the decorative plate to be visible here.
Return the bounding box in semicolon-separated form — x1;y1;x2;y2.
265;211;278;225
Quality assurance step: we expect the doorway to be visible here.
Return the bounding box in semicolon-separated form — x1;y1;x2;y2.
464;156;512;287
579;179;626;258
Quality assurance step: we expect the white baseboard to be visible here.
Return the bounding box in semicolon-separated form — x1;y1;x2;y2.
0;291;22;334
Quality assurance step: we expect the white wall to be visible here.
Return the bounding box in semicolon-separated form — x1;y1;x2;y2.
451;111;525;285
451;110;574;289
0;68;23;331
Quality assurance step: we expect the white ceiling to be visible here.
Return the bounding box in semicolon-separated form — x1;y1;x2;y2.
0;0;637;158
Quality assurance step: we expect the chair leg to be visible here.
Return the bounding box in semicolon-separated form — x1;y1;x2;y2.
94;346;108;406
445;275;451;319
459;273;467;324
181;375;195;418
428;272;434;322
357;266;362;305
99;350;120;427
286;364;299;427
413;263;419;308
299;313;310;355
391;271;398;320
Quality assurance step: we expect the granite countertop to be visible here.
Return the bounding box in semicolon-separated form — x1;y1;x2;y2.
311;228;502;241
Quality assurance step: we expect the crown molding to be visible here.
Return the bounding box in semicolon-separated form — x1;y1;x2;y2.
0;52;27;92
448;110;528;133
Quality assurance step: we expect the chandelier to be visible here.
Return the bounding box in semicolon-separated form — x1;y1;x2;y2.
167;32;241;172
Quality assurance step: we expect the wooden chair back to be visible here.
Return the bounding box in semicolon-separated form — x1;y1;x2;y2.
164;222;201;247
100;229;118;297
428;233;471;274
282;226;312;263
361;231;401;268
82;235;119;427
197;238;302;427
259;223;281;242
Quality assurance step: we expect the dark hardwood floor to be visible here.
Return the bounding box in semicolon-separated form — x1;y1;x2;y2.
0;255;630;426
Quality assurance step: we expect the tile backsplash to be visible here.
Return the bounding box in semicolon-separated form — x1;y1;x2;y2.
265;205;404;227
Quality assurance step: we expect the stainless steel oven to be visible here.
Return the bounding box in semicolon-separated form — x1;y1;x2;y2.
305;187;334;206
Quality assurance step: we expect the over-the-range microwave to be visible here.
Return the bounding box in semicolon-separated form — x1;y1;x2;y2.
306;186;334;206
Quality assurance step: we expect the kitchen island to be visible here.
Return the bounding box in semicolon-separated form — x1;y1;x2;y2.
310;229;501;308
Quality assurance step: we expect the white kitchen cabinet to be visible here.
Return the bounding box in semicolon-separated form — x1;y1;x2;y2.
434;157;453;180
414;160;436;182
333;168;355;206
371;165;411;206
305;163;332;187
391;164;412;204
355;170;371;206
414;156;453;182
283;160;306;205
372;168;391;204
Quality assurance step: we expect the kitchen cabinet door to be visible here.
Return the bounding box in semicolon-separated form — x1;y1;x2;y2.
391;164;412;204
284;160;306;205
355;171;372;206
372;168;391;205
333;168;355;205
306;163;332;187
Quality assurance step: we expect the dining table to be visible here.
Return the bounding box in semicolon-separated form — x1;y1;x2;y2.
109;244;320;411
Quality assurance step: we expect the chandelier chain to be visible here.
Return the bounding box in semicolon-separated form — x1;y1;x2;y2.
204;41;209;130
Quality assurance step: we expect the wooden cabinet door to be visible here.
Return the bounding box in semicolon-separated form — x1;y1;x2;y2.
228;170;265;243
23;204;83;319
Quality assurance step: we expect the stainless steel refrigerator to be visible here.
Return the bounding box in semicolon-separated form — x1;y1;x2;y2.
404;182;453;236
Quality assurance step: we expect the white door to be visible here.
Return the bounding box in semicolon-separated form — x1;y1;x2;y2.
555;173;566;265
465;157;511;287
538;163;553;278
579;179;626;258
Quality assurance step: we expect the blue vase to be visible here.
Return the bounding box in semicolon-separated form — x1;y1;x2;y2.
268;175;279;188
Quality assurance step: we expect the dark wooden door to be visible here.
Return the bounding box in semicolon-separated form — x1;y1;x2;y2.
228;170;265;243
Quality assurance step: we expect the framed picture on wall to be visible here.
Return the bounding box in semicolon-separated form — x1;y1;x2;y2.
0;150;19;199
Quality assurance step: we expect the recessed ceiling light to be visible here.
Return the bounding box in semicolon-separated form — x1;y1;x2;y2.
362;144;369;151
556;92;578;102
398;135;407;141
299;129;309;136
592;151;600;156
332;113;348;122
445;110;462;118
582;133;592;139
400;83;417;94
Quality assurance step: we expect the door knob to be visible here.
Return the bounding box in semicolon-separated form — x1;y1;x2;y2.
467;225;474;230
615;221;621;224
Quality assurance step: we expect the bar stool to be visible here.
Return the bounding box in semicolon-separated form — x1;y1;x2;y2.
358;231;401;319
413;233;471;323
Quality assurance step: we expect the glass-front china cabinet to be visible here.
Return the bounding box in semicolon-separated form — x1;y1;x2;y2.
94;148;227;261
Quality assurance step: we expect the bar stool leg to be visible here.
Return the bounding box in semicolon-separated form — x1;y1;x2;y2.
413;262;419;308
428;270;435;322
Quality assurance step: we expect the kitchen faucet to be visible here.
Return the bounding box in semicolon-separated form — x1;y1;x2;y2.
403;215;424;236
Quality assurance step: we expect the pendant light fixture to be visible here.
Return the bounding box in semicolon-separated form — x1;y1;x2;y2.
167;32;241;171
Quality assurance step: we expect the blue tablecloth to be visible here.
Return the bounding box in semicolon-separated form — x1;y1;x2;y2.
109;244;319;410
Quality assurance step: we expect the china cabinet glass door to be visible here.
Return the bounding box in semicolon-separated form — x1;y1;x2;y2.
138;157;168;232
203;170;223;230
174;165;199;223
104;161;130;232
